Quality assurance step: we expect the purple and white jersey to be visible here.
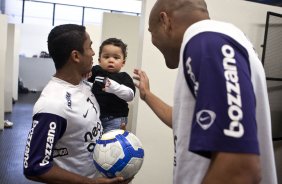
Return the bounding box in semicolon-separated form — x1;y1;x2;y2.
23;77;103;178
173;20;277;184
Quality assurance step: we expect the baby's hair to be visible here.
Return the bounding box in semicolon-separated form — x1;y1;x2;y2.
99;38;127;59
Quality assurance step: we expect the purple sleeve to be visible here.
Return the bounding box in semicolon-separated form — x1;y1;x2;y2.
182;32;259;158
23;113;67;176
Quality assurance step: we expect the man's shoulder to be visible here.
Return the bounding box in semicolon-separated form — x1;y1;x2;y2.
34;80;70;117
34;92;66;116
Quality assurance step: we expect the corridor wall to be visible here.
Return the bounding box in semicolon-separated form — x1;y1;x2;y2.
0;14;8;130
5;24;20;112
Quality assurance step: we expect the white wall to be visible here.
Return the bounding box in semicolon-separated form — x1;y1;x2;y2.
18;24;54;91
206;0;282;59
4;24;13;112
12;24;20;101
19;57;55;91
101;13;140;76
5;24;20;112
0;14;8;130
134;0;282;184
86;24;102;65
19;24;53;58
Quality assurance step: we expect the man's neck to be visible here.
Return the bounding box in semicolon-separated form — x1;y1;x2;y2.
54;69;82;85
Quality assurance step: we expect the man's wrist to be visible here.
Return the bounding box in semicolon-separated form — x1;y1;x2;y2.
143;91;150;102
143;93;147;102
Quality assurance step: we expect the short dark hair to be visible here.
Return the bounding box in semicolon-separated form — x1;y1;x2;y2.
48;24;86;70
99;38;127;60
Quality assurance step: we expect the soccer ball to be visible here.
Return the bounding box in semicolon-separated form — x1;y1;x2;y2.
93;129;144;179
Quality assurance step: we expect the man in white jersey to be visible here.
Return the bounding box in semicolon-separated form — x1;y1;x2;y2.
133;0;277;183
23;24;131;184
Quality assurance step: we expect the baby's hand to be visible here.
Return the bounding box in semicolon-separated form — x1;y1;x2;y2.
104;77;111;87
102;78;111;91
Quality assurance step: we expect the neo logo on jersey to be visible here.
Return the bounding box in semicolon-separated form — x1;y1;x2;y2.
53;148;68;157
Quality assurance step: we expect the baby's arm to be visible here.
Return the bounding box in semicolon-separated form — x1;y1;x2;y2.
104;78;134;102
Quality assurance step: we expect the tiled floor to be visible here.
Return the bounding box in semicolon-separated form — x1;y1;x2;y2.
0;92;41;184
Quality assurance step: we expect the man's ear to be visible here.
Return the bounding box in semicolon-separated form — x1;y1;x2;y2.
160;11;171;32
71;50;80;63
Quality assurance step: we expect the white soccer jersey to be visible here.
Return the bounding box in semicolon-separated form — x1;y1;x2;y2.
24;77;103;178
173;20;277;184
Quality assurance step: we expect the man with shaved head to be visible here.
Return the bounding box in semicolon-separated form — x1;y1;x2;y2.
134;0;277;183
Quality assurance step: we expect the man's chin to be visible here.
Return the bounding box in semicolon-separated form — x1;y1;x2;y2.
165;59;179;69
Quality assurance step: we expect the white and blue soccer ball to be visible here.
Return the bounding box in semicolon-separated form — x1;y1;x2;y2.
93;129;144;179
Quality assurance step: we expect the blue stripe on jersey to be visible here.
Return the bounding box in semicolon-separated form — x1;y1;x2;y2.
23;113;67;176
182;32;259;158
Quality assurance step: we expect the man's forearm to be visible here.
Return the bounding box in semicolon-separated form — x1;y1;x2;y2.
143;91;172;128
26;165;94;184
202;152;261;184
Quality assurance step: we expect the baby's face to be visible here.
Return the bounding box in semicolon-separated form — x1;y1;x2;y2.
99;44;125;73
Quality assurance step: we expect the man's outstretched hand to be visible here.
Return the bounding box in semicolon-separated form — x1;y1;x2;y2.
133;69;150;101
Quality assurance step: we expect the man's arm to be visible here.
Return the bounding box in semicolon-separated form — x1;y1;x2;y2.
26;165;131;184
202;152;261;184
133;69;172;128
